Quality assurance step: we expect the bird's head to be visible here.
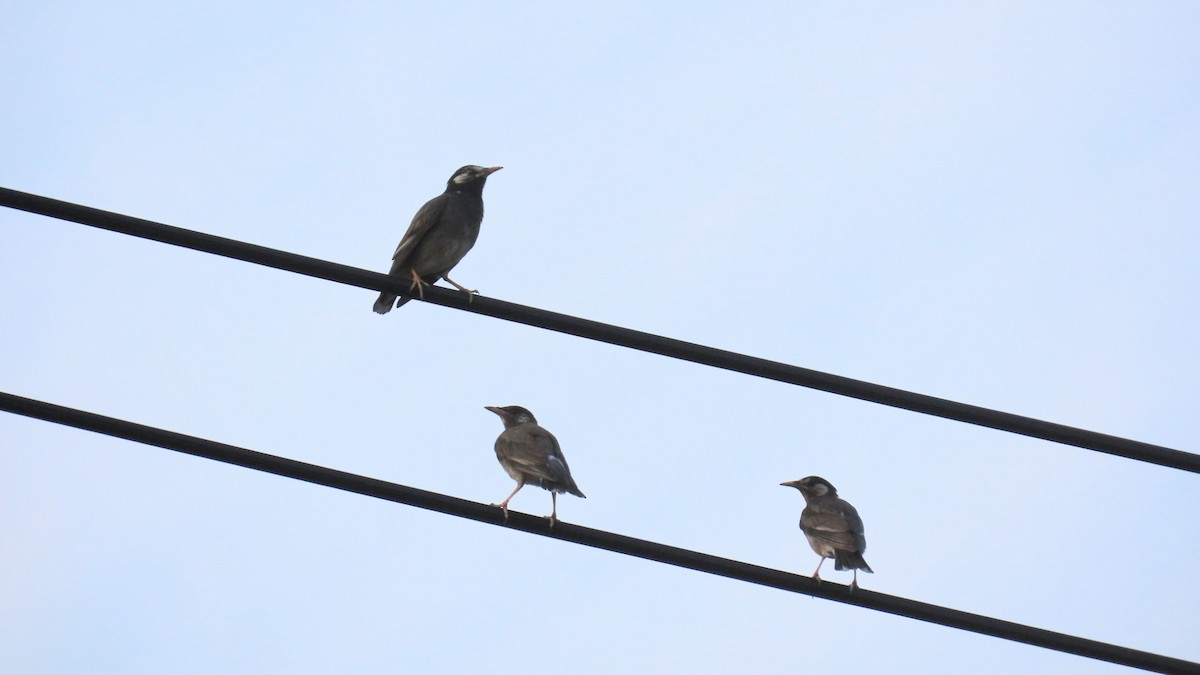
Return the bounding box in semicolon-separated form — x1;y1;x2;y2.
781;476;838;499
448;165;502;190
485;405;537;428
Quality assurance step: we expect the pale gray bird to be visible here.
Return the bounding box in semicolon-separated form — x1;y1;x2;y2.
484;405;585;526
373;164;501;314
781;476;873;589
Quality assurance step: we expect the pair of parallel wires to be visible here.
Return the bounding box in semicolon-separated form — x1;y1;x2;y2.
2;187;1197;674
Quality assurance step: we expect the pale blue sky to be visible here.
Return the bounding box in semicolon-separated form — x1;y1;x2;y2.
2;3;1198;673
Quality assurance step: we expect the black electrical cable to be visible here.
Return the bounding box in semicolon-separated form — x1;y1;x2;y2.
2;186;1195;473
1;391;1195;674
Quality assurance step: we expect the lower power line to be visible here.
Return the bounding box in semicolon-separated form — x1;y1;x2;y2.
1;390;1194;674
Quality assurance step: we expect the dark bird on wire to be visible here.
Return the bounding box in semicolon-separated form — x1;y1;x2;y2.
485;405;585;527
372;164;502;314
781;476;873;590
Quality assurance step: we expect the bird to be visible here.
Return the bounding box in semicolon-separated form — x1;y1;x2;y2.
372;164;502;314
484;405;585;527
781;476;873;590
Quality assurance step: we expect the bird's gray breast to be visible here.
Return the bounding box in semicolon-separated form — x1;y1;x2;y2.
412;199;483;277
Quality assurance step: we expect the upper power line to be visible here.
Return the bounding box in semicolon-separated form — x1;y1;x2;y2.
2;186;1195;473
1;390;1195;675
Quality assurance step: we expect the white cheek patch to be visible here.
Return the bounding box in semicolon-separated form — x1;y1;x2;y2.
452;167;482;184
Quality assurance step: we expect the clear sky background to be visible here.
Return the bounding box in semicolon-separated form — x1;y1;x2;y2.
2;3;1198;674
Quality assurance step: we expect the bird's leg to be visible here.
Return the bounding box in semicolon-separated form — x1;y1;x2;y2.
545;492;558;528
811;557;826;583
850;570;859;592
408;269;430;300
491;482;524;522
441;274;478;302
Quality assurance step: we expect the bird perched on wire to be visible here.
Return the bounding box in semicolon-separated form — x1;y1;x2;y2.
781;476;873;590
372;164;502;314
484;405;585;527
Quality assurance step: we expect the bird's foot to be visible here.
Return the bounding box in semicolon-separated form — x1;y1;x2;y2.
443;276;478;303
408;271;430;300
545;514;557;528
490;503;510;522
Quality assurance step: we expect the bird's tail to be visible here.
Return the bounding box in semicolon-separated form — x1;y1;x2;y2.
373;292;411;314
373;292;395;314
834;550;873;573
560;476;586;499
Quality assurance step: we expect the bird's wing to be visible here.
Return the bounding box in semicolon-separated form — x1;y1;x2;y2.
800;508;860;552
388;194;448;270
837;500;865;534
837;499;868;552
496;426;570;484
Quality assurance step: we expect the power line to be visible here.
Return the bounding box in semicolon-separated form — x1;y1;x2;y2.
2;390;1195;675
3;186;1196;474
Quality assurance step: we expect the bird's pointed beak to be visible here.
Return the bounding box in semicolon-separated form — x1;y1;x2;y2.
484;406;504;416
481;166;503;176
780;480;798;488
